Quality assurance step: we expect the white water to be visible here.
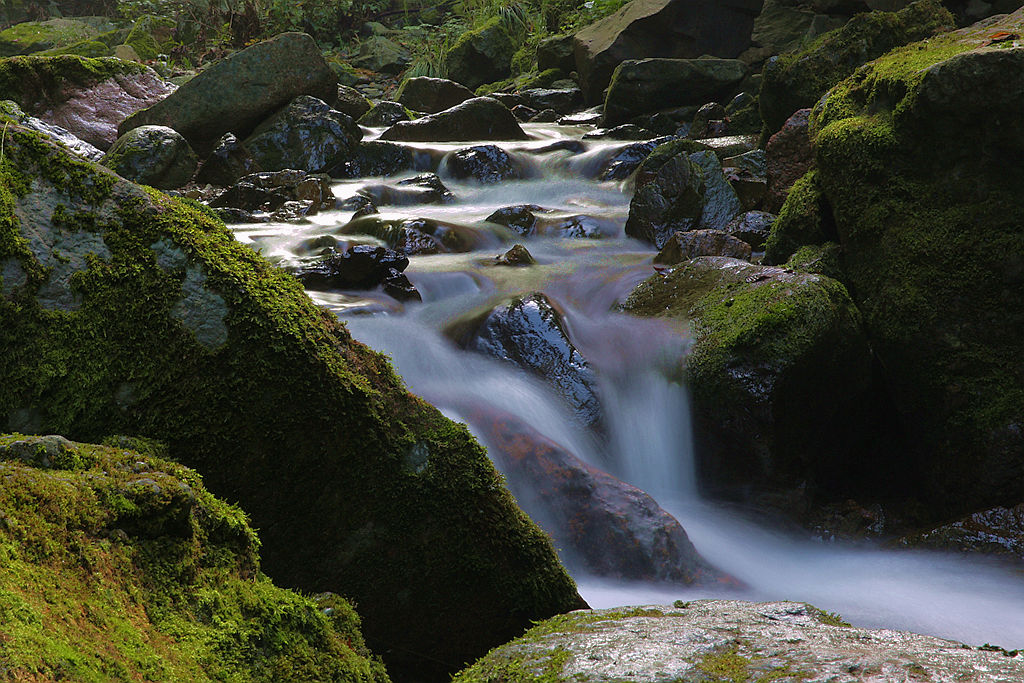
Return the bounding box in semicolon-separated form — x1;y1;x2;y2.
233;123;1024;650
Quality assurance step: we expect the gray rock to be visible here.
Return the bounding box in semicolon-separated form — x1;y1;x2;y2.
395;77;475;114
595;136;674;181
724;210;776;249
690;149;743;231
380;97;527;142
334;140;417;179
102;125;198;189
170;265;229;349
442;145;524;183
195;133;260;187
333;84;372;120
351;35;411;75
654;229;753;263
242;95;361;173
624;141;706;248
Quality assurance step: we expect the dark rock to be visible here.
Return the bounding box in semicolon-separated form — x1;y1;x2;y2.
654;229;752;263
466;293;602;430
724;210;775;249
537;34;576;74
763;170;834;265
101;124;198;189
333;84;372;120
239;95;360;174
690;149;743;231
529;108;560;123
526;139;587;155
595;136;675;181
624;140;706;248
209;169;334;215
511;104;538;122
195;133;260;186
296;244;419;302
765;108;812;213
358;172;453;206
723;165;767;210
357;100;411;127
634;111;684;136
339;215;485;254
517;87;583;114
333;140;418;179
351;35;411;75
495;244;536;266
396;76;475;114
444;17;515;90
603;58;747;128
486;205;544;235
121;33;337;154
689;102;727;138
443;145;524;183
380;97;527;142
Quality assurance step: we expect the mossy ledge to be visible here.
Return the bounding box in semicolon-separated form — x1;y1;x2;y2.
0;433;389;681
0;54;146;112
0;124;585;681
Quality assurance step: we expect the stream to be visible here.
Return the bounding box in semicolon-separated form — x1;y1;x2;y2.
231;122;1024;650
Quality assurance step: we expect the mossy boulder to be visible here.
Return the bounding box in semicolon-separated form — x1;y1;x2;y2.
0;18;103;57
443;17;516;90
102;124;199;189
758;0;953;136
124;14;177;61
805;8;1024;514
763;169;835;264
622;257;875;502
0;125;585;681
0;433;389;681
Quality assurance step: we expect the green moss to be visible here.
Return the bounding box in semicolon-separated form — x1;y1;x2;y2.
808;606;851;628
785;242;843;280
764;170;833;265
0;18;100;57
125;15;177;61
37;40;113;58
0;54;146;112
475;68;563;96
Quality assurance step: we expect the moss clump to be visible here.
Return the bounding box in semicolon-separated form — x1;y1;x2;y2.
0;54;146;112
0;434;389;681
759;0;954;137
0;124;584;682
0;18;101;57
763;170;835;265
785;242;843;281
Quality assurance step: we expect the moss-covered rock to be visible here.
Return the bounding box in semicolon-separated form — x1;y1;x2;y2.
758;0;954;137
622;257;876;503
102;124;199;189
0;54;147;113
0;18;104;57
124;14;177;61
0;125;585;681
443;17;516;90
0;433;389;681
763;169;835;264
806;9;1024;514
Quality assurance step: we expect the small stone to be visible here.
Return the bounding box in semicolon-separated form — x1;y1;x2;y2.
495;244;536;266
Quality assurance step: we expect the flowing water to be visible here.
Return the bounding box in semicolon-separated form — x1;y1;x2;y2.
233;123;1024;649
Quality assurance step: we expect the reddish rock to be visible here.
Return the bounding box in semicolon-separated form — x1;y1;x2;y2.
765;108;813;213
654;229;753;264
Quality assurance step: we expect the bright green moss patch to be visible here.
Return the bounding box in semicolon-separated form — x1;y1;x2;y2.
764;170;834;265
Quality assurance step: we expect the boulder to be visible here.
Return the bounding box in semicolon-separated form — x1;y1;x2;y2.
442;144;525;183
101;124;198;189
494;243;536;266
454;601;1024;682
0;99;103;161
443;17;516;90
805;8;1024;513
690;149;743;231
333;140;417;179
536;34;576;74
357;100;411;127
624;140;707;249
758;0;953;135
339;215;488;254
516;87;583;114
333;84;372;120
209;169;335;215
470;409;726;583
623;257;874;500
573;0;763;103
195;132;261;187
724;210;775;249
380;97;527;142
765;108;813;213
654;229;753;263
0;18;100;56
395;76;475;114
0;125;584;682
0;55;174;149
603;58;748;127
295;245;420;301
486;204;544;235
763;170;834;265
351;35;411;75
240;95;361;173
464;293;602;430
120;33;337;154
593;136;675;181
0;434;390;682
751;0;842;56
357;172;453;207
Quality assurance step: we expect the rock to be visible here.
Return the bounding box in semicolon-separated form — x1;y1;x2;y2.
241;95;361;173
530;108;560;123
573;0;763;103
690;149;743;231
594;136;675;181
334;84;372;120
582;124;655;140
537;34;576;74
722;148;766;177
454;600;1024;682
0;435;389;682
603;58;748;128
0;99;103;161
494;244;536;266
470;410;726;583
725;90;762;134
689;101;727;139
356;100;411;127
516;87;583;114
339;215;486;254
752;0;832;56
120;33;337;154
334;140;417;179
443;144;524;183
195;132;261;186
897;504;1024;558
806;8;1024;514
759;0;953;135
484;205;611;239
357;172;453;206
443;17;516;90
724;165;767;209
465;293;602;430
351;35;411;75
380;97;527;142
623;257;874;500
624;140;706;249
0;18;100;56
511;104;538;121
724;210;776;249
0;124;584;682
765;108;813;213
654;229;753;263
0;55;175;149
122;14;176;61
395;76;475;114
101;124;198;189
486;204;544;234
209;169;334;215
764;170;834;265
295;244;420;301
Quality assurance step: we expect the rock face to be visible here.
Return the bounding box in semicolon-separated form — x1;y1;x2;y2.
623;257;875;500
624;141;707;249
0;125;585;682
573;0;764;103
453;601;1024;682
470;410;726;584
898;504;1024;558
603;58;748;127
102;124;198;189
802;9;1024;514
241;95;361;173
396;76;475;114
0;434;390;682
443;17;515;90
120;33;337;154
380;97;527;142
0;55;174;149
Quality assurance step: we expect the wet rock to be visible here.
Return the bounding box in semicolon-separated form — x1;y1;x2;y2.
558;108;603;126
296;245;420;301
102;124;198;189
454;600;1024;682
624;140;706;248
339;215;484;254
689;101;727;139
333;84;372;120
724;210;776;250
723;164;767;210
722;148;766;177
765;108;813;213
443;17;516;90
380;97;527;142
897;504;1024;558
583;124;655;140
602;58;748;128
467;293;602;429
209;170;334;215
443;144;524;183
537;34;576;74
357;100;411;127
195;133;260;187
517;87;583;114
486;205;544;235
527;139;586;155
120;33;337;154
471;410;726;583
595;135;674;181
0;99;103;161
691;149;743;231
494;244;536;266
333;140;418;179
573;0;763;104
654;229;752;264
396;76;475;114
241;95;361;173
358;172;453;206
530;108;560;123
